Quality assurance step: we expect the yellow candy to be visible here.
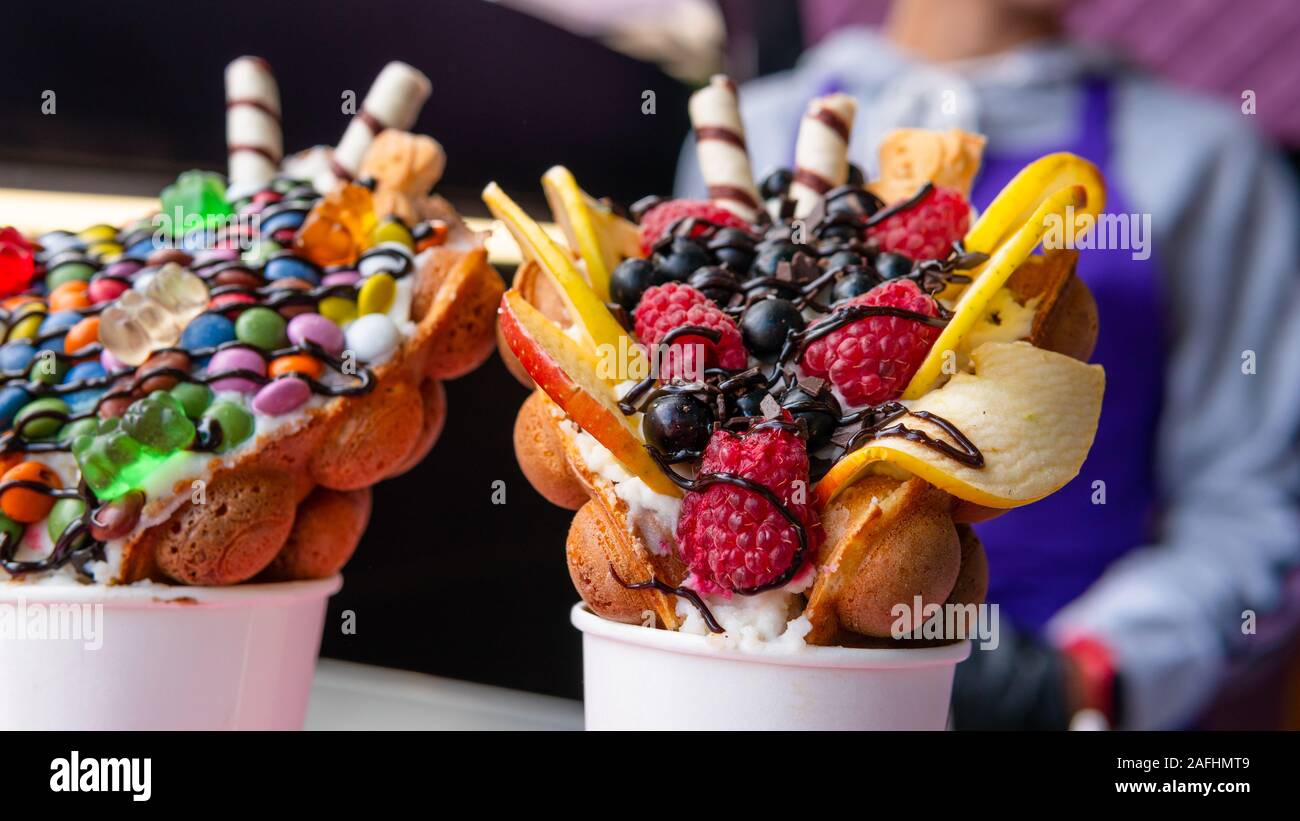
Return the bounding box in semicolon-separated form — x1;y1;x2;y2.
357;273;396;316
78;224;118;243
87;241;124;261
8;313;43;341
319;296;359;325
371;220;414;250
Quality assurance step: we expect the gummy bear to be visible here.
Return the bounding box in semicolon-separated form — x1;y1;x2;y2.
0;227;35;297
72;417;176;500
294;183;376;267
144;263;208;326
160;170;234;237
121;391;195;453
99;290;182;366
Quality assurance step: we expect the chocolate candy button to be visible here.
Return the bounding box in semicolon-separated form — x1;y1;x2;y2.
252;377;310;415
358;272;396;315
286;312;344;357
344;313;400;363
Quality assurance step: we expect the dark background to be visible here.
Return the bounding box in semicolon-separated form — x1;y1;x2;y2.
3;0;706;700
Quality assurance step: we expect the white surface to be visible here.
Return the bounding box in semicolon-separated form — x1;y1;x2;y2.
306;659;582;731
0;576;340;730
573;603;969;730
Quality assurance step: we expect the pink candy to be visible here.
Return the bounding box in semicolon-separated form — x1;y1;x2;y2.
88;277;130;304
208;346;267;394
252;377;310;415
321;271;361;288
286;312;345;357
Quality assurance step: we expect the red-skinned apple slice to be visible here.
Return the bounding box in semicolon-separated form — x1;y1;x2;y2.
499;289;683;498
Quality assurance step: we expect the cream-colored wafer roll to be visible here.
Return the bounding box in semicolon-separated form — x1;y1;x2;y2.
225;56;283;199
329;62;432;187
790;93;857;218
688;75;761;222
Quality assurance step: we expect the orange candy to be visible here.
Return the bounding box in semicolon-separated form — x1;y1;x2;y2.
63;316;100;356
1;460;62;523
2;295;39;312
48;281;91;312
293;183;376;267
268;354;323;380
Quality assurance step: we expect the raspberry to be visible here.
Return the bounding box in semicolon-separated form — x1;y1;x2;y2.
800;279;941;407
634;283;746;379
867;186;970;262
676;423;823;594
638;199;750;253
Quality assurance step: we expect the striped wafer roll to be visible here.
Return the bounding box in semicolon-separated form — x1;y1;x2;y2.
225;56;283;199
688;75;761;222
329;62;432;187
790;93;857;218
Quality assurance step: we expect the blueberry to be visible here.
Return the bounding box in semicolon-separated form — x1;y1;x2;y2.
642;392;714;455
781;384;841;449
817;223;859;242
753;241;798;278
875;252;914;279
759;168;794;200
730;388;769;419
740;298;804;360
826;187;882;219
832;271;879;303
824;250;865;271
655;237;711;282
847;163;866;187
686;265;739;308
609;258;663;312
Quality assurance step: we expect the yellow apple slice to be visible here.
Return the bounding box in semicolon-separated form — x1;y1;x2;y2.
541;165;642;301
815;341;1103;509
903;183;1088;400
483;183;635;368
499;289;682;498
964;152;1105;256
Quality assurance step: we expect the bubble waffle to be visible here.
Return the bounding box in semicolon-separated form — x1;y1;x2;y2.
0;59;501;586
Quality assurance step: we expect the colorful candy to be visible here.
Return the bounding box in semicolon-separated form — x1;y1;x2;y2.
253;376;310;415
268;354;323;380
14;397;69;440
358;272;396;315
345;313;400;363
286;312;344;357
179;313;236;351
293;182;376;267
207;346;266;393
234;306;287;350
201;400;254;453
99;290;182;366
121;391;196;452
143;263;209;325
0;227;37;296
87;490;144;541
0;460;61;523
47;497;87;543
159;170;233;235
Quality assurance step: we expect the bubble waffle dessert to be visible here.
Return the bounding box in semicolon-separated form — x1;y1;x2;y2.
492;75;1105;647
0;58;501;586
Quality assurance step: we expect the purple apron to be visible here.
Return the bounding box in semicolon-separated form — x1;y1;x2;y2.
970;77;1166;632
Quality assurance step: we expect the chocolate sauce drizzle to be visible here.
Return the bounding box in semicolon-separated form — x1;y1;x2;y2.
609;564;724;634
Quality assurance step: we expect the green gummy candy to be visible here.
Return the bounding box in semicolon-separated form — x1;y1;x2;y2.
159;170;233;235
121;391;196;453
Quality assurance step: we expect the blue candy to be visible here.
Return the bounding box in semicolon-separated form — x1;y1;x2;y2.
179;313;236;352
263;254;321;285
0;386;30;428
0;342;37;373
260;210;307;236
63;361;108;413
39;310;82;336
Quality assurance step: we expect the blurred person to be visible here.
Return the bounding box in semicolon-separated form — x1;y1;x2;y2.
677;0;1300;729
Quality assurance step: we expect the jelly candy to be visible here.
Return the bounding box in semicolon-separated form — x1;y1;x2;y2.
159;170;233;236
0;227;35;297
71;418;168;500
143;263;208;326
99;290;182;366
294;183;376;267
121;391;196;453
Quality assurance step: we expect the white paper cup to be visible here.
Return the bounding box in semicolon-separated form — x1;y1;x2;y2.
0;575;341;730
573;603;970;730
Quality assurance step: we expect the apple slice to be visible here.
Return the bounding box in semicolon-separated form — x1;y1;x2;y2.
964;152;1105;256
499;289;682;498
904;183;1089;399
815;341;1103;509
541;165;642;302
483;183;635;368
